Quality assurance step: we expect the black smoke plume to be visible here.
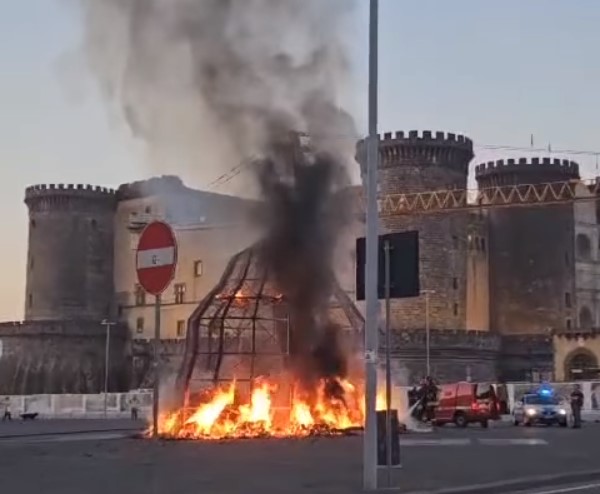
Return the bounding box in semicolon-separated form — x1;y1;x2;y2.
254;125;352;392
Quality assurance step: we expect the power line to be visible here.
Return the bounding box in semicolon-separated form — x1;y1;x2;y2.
203;136;600;191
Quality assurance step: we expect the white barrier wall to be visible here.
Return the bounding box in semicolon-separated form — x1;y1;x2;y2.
2;390;153;419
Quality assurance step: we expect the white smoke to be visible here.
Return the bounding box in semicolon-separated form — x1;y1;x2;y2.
75;0;359;186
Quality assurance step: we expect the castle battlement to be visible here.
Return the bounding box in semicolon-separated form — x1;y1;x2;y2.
25;183;116;199
24;183;117;213
380;129;473;147
357;130;474;175
475;158;579;181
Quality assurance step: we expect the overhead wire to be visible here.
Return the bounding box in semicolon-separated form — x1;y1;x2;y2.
204;135;600;190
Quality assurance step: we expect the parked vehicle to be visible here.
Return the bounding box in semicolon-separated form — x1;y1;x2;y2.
433;382;500;428
512;392;568;427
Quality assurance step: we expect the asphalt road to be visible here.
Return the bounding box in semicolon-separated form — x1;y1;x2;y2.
1;421;600;493
0;418;143;438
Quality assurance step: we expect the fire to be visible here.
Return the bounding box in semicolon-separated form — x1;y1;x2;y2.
157;377;386;440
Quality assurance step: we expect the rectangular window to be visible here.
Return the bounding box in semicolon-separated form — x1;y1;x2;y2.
28;294;33;308
136;317;144;334
135;285;146;306
194;260;203;277
174;283;186;304
565;292;572;308
452;278;458;290
176;320;186;338
480;238;486;252
566;318;572;331
453;303;459;316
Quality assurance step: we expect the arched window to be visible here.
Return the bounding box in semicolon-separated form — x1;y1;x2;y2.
579;306;594;329
566;350;599;381
576;234;592;261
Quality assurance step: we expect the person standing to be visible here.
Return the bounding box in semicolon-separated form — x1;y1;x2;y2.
129;395;139;421
570;384;584;429
2;396;11;421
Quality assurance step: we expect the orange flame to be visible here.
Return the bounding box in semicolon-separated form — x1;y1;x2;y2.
157;377;387;440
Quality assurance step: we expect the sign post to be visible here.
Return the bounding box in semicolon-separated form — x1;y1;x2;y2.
136;221;178;438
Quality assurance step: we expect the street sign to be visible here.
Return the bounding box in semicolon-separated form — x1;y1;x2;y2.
356;231;420;301
136;221;178;296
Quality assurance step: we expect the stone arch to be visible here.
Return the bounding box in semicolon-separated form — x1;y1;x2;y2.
576;233;592;261
564;348;600;381
579;306;594;329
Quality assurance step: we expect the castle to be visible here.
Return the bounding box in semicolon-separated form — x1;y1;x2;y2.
0;130;598;394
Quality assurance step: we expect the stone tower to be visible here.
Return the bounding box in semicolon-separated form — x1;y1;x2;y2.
358;130;474;331
24;184;118;321
475;158;580;335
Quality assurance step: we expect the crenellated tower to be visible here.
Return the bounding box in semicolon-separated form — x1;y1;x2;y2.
24;184;118;321
475;158;580;355
357;131;474;354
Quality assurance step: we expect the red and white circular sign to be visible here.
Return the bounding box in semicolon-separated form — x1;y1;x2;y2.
136;221;178;296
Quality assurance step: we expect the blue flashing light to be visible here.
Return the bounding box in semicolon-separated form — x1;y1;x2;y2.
539;388;553;397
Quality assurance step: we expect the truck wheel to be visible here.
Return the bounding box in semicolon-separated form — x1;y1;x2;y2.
480;419;489;428
454;413;468;428
559;420;568;428
524;420;532;427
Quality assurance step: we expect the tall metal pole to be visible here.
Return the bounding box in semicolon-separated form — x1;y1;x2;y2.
422;290;434;377
384;241;392;487
425;293;430;376
364;0;380;491
101;319;115;418
153;294;161;438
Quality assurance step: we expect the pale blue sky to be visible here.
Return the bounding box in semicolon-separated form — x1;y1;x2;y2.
1;0;599;320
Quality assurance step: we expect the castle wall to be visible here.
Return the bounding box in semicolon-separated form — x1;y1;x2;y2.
357;130;473;332
466;211;490;331
0;320;128;394
24;184;117;321
388;329;500;383
475;158;579;335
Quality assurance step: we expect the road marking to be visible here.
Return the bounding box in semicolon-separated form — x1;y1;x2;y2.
478;438;548;446
523;483;600;493
0;431;130;445
400;438;471;446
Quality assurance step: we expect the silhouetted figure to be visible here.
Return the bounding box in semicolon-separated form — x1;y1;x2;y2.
570;385;584;429
2;397;11;421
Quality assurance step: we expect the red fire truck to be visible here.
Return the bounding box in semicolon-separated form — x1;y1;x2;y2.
432;382;500;428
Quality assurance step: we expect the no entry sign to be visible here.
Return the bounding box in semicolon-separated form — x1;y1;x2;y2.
136;221;178;296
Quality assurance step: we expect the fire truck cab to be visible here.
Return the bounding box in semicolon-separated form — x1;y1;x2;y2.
433;382;499;428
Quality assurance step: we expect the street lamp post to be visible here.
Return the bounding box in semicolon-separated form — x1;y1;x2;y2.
421;290;435;377
363;0;380;491
101;319;116;417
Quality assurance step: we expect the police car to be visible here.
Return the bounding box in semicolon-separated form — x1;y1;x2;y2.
512;388;569;427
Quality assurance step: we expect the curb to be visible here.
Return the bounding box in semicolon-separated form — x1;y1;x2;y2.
0;427;143;440
400;469;600;494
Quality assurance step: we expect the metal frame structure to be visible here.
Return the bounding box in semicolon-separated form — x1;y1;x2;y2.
174;245;364;407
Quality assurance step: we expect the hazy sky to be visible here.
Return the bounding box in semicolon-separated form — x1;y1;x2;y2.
1;0;599;321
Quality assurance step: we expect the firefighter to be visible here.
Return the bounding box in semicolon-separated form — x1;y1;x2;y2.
424;376;439;422
570;384;584;429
